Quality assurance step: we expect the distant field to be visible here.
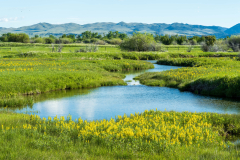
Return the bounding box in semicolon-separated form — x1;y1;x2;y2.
0;42;202;53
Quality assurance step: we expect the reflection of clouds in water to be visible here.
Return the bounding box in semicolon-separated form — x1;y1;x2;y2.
35;100;67;116
75;99;96;120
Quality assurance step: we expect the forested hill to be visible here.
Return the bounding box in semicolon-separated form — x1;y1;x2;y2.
0;22;239;37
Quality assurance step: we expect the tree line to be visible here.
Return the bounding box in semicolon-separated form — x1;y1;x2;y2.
0;31;220;45
1;31;239;52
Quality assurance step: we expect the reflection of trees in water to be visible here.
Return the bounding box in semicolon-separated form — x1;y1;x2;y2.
1;88;93;110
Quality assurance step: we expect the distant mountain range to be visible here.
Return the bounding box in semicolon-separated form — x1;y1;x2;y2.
0;22;239;38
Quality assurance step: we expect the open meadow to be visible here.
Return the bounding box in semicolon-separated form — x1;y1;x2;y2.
0;43;240;159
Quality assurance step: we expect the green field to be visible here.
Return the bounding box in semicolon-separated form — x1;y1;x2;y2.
137;57;240;98
0;43;240;159
1;110;239;159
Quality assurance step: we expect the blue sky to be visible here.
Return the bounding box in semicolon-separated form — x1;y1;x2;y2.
0;0;239;28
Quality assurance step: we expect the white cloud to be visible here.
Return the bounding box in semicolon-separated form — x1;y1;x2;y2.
0;17;24;22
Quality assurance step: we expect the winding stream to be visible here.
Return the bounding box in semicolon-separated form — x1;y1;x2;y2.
16;60;240;121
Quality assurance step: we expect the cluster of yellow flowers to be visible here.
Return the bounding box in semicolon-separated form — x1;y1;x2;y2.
0;59;71;73
0;68;34;72
0;60;68;67
1;110;226;148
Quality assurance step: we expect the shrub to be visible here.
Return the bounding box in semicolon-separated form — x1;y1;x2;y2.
108;38;122;45
0;33;30;43
120;33;157;51
187;45;194;52
214;40;229;52
34;38;44;43
86;44;98;52
227;35;240;52
205;36;216;46
160;35;175;45
201;42;210;52
155;43;167;52
95;40;106;45
83;39;91;43
90;38;98;43
44;38;55;44
201;41;228;52
59;38;73;44
172;41;178;45
182;41;190;45
176;36;187;45
201;36;217;52
190;39;198;45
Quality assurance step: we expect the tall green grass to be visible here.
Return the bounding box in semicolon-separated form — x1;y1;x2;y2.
0;110;239;159
0;50;238;60
137;57;240;98
0;58;153;107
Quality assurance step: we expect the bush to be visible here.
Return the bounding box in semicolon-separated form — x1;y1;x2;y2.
107;38;122;45
160;35;175;45
59;38;73;44
0;33;30;43
214;40;229;52
34;38;44;43
190;39;198;45
187;45;194;52
201;40;228;52
182;41;190;45
201;42;211;52
205;36;216;46
172;41;178;45
176;36;187;45
155;43;167;52
90;38;98;43
44;38;55;44
201;36;217;52
120;33;157;51
227;35;240;52
95;40;106;45
83;39;91;43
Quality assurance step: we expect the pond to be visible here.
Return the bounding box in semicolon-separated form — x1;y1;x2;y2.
16;60;240;121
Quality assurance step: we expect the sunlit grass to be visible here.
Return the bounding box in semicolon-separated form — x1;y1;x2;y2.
0;58;153;107
138;57;240;98
0;110;239;159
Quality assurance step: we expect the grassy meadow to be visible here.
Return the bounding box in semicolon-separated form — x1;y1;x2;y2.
1;109;240;159
137;57;240;98
0;42;240;159
0;58;153;107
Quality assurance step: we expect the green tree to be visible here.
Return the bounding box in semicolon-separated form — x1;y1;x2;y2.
176;35;187;45
205;36;216;46
119;33;128;40
120;32;156;51
44;37;55;44
107;31;114;39
61;34;67;38
160;35;174;45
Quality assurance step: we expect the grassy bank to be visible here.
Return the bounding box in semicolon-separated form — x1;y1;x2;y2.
0;50;238;60
0;110;239;159
137;57;240;98
0;58;153;107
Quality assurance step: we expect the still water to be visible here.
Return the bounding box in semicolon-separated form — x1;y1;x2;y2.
16;60;240;120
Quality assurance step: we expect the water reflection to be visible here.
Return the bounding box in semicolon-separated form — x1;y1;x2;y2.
16;61;240;121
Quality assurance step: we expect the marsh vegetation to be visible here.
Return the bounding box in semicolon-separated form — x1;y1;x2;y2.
0;39;240;159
